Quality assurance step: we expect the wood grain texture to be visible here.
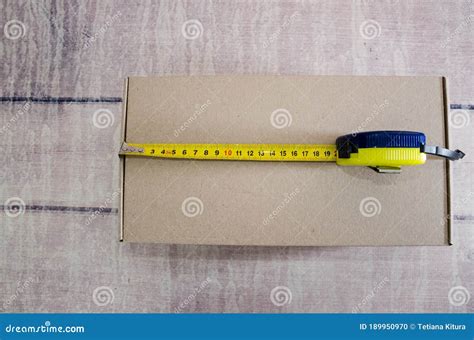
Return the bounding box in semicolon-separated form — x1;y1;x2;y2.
0;0;472;313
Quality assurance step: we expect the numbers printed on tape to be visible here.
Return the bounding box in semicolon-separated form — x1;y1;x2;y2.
120;143;337;162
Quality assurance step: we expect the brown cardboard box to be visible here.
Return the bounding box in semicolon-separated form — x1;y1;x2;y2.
120;75;451;246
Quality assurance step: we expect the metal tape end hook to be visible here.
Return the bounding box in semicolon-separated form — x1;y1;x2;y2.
422;145;465;161
120;142;144;154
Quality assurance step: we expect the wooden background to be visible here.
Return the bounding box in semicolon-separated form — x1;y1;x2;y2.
0;0;472;313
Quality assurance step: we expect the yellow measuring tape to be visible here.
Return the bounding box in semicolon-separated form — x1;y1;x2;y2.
120;143;337;162
119;131;465;173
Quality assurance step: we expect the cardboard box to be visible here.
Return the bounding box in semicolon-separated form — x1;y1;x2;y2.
120;75;451;246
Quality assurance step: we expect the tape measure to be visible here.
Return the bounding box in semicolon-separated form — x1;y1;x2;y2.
120;130;465;173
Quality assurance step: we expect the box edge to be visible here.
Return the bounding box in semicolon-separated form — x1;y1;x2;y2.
442;76;452;246
119;77;130;242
